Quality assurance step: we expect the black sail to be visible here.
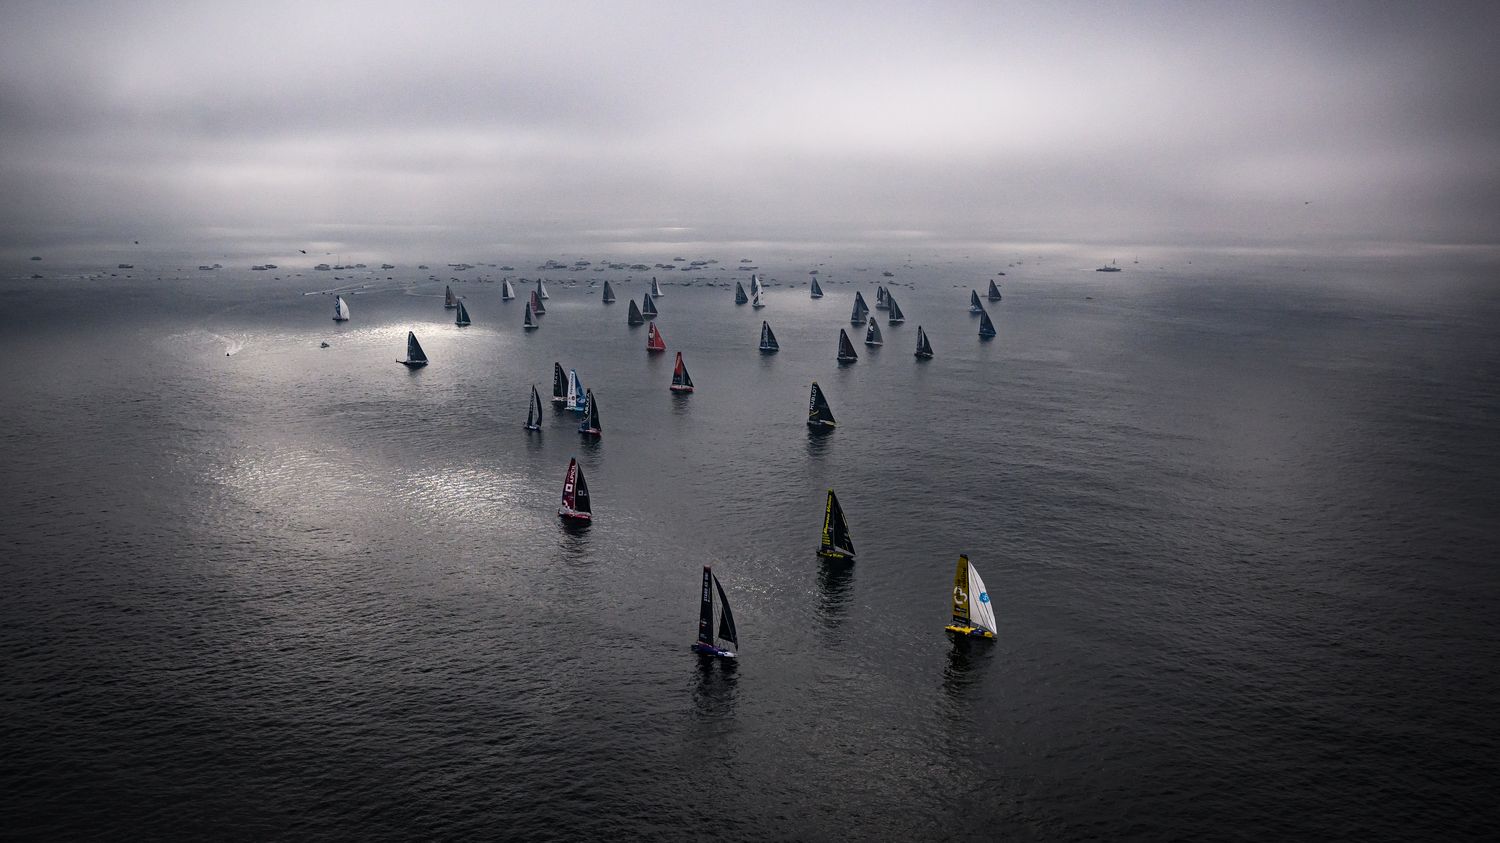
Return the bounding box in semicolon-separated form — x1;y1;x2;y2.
850;291;869;324
574;465;591;514
887;295;904;324
760;321;779;352
642;292;658;317
697;567;715;645
553;363;566;400
979;308;997;337
810;277;823;298
603;280;616;303
808;382;835;427
714;575;738;647
837;329;857;362
628;299;644;325
821;489;855;556
735;281;748;304
407;331;427;363
988;279;1002;300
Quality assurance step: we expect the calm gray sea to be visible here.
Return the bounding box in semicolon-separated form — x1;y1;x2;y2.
2;252;1497;839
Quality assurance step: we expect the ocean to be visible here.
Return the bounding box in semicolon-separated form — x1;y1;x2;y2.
2;252;1497;839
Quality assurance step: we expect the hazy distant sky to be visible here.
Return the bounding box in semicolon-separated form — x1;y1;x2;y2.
2;0;1497;258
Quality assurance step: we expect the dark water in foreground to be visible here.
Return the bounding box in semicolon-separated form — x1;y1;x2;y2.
2;255;1497;839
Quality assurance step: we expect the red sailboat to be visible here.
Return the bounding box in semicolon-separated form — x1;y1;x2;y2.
558;457;592;523
670;351;694;393
646;321;666;353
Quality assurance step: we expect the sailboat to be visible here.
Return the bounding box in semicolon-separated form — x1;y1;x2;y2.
875;285;889;310
557;457;591;522
751;285;765;309
650;276;664;297
759;321;779;353
502;279;515;300
578;389;601;436
887;294;905;325
978;307;997;338
444;285;457;309
864;316;883;346
850;291;869;324
537;278;550;299
670;351;694;393
944;554;997;639
531;289;546;316
914;325;934;359
987;279;1002;301
524;385;543;430
837;328;858;364
807;381;836;429
642;291;658;318
398;331;428;367
969;290;984;313
523;301;538;330
646;321;666;353
552;362;567;404
455;300;471;326
817;489;855;561
691;566;738;659
566;369;588;413
810;277;824;298
332;295;350;322
734;281;748;305
627;298;645;325
602;280;616;303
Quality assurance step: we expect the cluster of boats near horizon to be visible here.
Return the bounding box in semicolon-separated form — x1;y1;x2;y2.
330;271;1008;656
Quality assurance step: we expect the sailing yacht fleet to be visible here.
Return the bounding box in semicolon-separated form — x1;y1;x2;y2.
348;268;1013;658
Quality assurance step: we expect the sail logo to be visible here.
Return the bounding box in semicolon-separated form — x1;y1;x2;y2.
953;586;967;605
978;592;989;604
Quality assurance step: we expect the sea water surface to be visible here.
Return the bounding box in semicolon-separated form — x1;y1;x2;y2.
2;254;1497;839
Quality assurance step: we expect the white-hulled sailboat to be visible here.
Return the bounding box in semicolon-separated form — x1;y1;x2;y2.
914;325;934;359
810;277;824;298
887;293;905;325
691;566;738;659
332;295;350;322
444;285;457;309
642;291;658;318
759;321;779;353
455;300;471;326
502;279;515;300
566;368;588;413
864;316;883;346
969;289;984;313
537;278;550;299
650;276;664;297
944;554;997;639
602;280;616;303
523;300;538;329
875;285;889;310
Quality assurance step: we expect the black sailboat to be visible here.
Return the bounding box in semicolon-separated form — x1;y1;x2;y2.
864;316;883;346
978;307;997;338
650;276;664;297
887;293;905;325
670;352;694;393
642;291;658;318
837;328;858;364
602;280;616;303
970;289;984;313
444;285;457;309
558;457;591;522
578;389;601;436
807;381;836;429
398;331;428;367
734;281;748;305
552;362;567;404
817;489;856;561
627;298;645;325
691;565;738;659
987;279;1002;301
875;285;889;310
523;300;538;329
455;300;471;326
525;385;543;430
810;277;824;298
914;325;934;359
759;321;779;353
850;291;869;324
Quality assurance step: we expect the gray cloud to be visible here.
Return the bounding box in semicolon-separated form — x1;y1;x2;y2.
2;0;1497;259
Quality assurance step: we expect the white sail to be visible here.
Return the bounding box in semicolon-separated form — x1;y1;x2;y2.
502;279;515;299
538;279;549;299
332;296;350;321
968;563;998;634
566;369;581;410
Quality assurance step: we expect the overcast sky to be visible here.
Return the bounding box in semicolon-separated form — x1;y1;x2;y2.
2;0;1496;258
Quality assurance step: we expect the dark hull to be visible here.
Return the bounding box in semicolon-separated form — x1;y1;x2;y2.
399;360;428;367
691;642;737;658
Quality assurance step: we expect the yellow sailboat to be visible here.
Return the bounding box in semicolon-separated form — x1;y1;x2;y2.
945;554;997;639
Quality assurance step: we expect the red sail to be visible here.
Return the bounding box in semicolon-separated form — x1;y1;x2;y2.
646;322;666;352
561;458;578;510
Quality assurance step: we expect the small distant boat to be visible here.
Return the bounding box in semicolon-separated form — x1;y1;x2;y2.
578;389;601;436
646;321;666;353
810;277;824;298
670;351;694;392
978;307;997;338
850;291;869;324
537;278;550;298
525;384;543;430
650;276;664;297
691;565;738;659
444;285;458;309
642;292;658;318
566;368;588;413
886;293;905;324
602;280;616;303
332;295;350;322
914;325;934;359
807;381;836;429
759;321;779;353
875;285;889;310
969;290;984;313
1096;261;1122;272
531;289;546;315
817;489;855;561
627;298;645;325
552;362;567;403
987;279;1002;301
944;554;997;639
523;301;539;330
502;279;515;300
837;328;858;364
557;457;591;522
455;300;471;326
864;316;883;346
398;331;428;367
734;281;748;305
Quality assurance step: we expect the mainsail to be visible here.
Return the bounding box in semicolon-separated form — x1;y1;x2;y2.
400;331;428;367
759;321;779;353
865;316;883;346
850;291;869;324
987;279;1002;301
970;289;984;313
602;280;616;303
332;295;350;322
947;555;997;638
578;389;600;435
837;328;858;363
455;300;471;326
558;457;591;521
552;362;567;403
810;277;824;298
734;281;748;305
646;322;666;352
444;285;457;309
525;385;542;430
693;566;738;657
642;292;658;318
887;294;905;324
627;299;645;325
670;351;694;392
807;381;836;428
566;369;587;413
978;307;997;338
818;489;855;560
915;325;934;359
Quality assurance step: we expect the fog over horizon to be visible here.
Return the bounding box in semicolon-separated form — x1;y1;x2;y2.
2;1;1497;261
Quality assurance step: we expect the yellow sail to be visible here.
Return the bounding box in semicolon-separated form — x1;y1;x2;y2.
945;554;994;638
